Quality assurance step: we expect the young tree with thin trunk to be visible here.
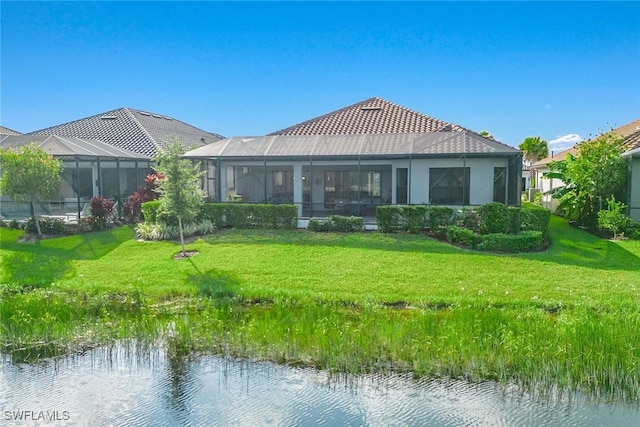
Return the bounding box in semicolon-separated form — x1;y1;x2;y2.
153;138;204;256
0;143;63;237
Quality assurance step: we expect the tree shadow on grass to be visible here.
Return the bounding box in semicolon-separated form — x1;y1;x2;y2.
525;216;640;271
0;227;134;287
188;268;242;300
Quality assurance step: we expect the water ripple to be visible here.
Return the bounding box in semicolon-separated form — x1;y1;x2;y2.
1;346;638;426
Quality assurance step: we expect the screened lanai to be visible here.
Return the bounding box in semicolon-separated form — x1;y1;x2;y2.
185;132;523;218
0;135;151;221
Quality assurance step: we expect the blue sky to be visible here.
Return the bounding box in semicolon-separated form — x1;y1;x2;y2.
2;1;639;150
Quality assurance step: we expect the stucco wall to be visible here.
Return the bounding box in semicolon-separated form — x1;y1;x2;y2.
630;157;640;220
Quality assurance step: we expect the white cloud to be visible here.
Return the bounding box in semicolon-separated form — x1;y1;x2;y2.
548;134;581;153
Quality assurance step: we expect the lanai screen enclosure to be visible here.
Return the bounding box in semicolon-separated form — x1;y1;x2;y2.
0;135;151;221
185;132;522;218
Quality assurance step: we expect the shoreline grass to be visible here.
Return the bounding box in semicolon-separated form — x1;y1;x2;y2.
1;216;639;403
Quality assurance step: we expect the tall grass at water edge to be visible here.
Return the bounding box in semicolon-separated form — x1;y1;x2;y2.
0;217;639;403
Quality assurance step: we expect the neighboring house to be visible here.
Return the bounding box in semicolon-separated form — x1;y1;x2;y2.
530;147;578;211
29;107;224;158
0;126;22;136
0;135;150;221
186;97;522;217
531;119;640;216
621;123;640;220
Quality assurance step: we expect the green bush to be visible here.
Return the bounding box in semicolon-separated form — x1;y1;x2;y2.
521;205;551;235
597;196;630;239
426;206;457;233
446;225;482;248
25;216;68;235
199;203;298;230
460;208;480;232
376;205;405;233
507;206;522;234
478;202;509;234
478;231;544;253
401;205;427;233
308;215;364;232
141;200;161;223
626;220;640;240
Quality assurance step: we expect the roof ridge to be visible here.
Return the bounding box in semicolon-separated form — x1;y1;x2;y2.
29;107;127;134
268;97;379;135
122;107;161;155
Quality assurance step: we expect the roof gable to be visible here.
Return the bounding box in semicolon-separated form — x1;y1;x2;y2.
29;108;224;157
269;97;467;136
0;126;22;136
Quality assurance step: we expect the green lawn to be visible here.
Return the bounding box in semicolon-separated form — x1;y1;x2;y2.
1;215;639;402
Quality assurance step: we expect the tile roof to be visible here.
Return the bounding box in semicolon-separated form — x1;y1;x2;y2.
532;118;640;164
0;126;21;136
612;119;640;153
185;132;520;159
29;108;224;158
269;97;467;136
0;135;149;159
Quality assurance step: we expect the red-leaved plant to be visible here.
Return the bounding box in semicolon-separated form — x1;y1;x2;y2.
89;195;116;231
123;173;163;223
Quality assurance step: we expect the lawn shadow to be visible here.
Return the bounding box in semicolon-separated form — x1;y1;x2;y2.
189;268;242;300
0;227;134;286
524;216;640;272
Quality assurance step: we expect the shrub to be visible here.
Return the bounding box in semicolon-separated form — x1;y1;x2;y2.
24;216;68;235
401;206;427;233
88;195;115;231
308;215;364;232
478;231;544;253
426;206;457;233
460;208;480;232
521;205;551;235
597;196;630;239
141;200;162;223
123;173;161;223
376;205;404;233
507;206;522;234
625;220;640;240
477;202;509;234
446;225;482;248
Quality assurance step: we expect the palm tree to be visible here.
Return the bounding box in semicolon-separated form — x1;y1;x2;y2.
520;136;549;191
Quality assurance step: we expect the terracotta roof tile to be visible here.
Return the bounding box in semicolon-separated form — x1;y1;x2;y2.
269;97;467;136
29;108;224;157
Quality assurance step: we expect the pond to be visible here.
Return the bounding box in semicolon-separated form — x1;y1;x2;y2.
1;343;637;426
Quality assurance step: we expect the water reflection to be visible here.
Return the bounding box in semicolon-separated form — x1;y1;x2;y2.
0;343;637;426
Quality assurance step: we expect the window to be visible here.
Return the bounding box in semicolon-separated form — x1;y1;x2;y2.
396;168;408;204
324;170;382;208
493;167;506;203
272;170;293;202
429;167;470;205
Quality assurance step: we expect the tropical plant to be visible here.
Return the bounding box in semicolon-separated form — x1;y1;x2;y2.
519;136;549;166
0;142;63;237
123;173;162;222
153;138;205;256
546;134;627;227
597;196;630;239
88;195;116;231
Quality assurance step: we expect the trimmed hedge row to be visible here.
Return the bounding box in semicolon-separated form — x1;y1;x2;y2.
447;225;544;252
141;201;298;230
308;215;365;232
376;203;551;236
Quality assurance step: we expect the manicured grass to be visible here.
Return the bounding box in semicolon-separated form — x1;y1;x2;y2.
1;216;639;403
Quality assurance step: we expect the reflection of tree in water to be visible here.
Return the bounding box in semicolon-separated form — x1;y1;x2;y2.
163;347;201;423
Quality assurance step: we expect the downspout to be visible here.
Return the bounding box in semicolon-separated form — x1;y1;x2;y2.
217;157;222;202
462;132;467;207
408;134;414;205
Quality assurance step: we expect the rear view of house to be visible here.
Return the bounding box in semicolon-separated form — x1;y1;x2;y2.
186;97;523;217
